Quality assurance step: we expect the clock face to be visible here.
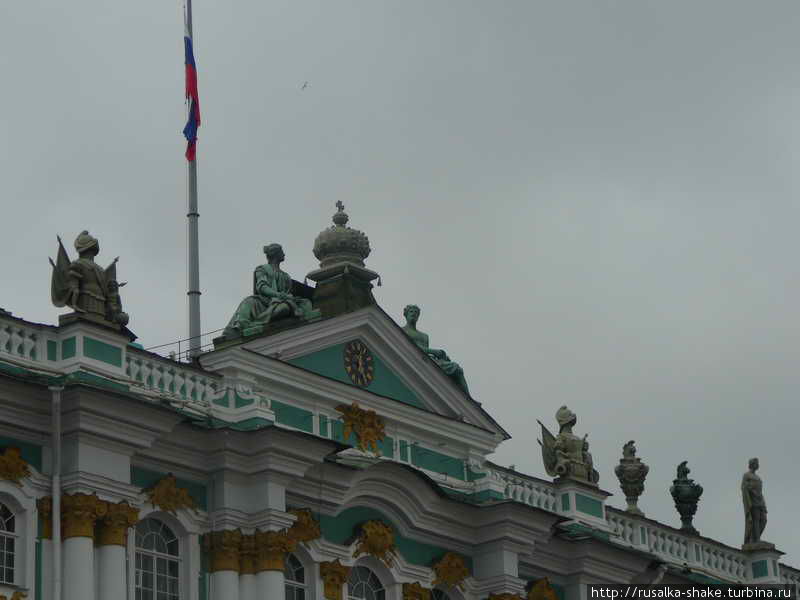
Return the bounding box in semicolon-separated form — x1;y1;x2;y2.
343;340;374;387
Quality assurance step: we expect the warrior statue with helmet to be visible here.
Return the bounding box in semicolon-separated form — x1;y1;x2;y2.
50;230;129;328
538;405;599;485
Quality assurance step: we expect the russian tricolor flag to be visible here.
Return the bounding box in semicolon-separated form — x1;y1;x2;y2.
183;3;200;162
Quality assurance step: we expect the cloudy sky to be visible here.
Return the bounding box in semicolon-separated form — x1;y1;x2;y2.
2;0;799;564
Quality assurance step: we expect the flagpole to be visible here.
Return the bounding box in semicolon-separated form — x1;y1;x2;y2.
185;0;201;358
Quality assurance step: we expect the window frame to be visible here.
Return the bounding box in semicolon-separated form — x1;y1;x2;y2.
133;518;182;600
0;483;35;594
284;552;306;600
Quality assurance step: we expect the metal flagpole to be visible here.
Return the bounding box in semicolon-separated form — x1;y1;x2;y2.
185;0;201;359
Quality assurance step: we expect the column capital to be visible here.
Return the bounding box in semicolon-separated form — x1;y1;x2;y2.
62;492;108;539
97;501;139;546
239;534;257;575
320;559;352;600
37;496;53;540
255;529;296;572
204;529;243;573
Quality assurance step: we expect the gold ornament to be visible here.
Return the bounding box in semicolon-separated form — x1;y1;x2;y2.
61;493;108;539
97;501;139;546
403;582;432;600
489;594;524;600
335;402;385;454
240;534;257;575
0;447;31;485
37;496;53;540
288;508;321;545
204;529;243;573
144;474;197;514
320;559;351;600
528;578;558;600
0;591;27;600
432;552;470;591
254;529;296;572
353;520;397;567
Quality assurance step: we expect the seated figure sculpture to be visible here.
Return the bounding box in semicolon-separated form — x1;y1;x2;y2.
401;304;469;394
224;243;317;338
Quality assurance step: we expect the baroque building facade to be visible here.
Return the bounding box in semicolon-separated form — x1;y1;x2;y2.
0;207;795;600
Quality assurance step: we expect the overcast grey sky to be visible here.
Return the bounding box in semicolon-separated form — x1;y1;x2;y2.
2;0;799;564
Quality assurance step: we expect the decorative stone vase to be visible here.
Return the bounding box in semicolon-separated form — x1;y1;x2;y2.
669;461;703;535
614;441;649;516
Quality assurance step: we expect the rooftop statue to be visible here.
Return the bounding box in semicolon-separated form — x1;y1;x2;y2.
223;243;317;338
538;405;599;485
401;304;469;393
742;457;770;549
50;231;129;328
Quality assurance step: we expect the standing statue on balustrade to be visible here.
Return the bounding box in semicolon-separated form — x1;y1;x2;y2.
50;231;129;328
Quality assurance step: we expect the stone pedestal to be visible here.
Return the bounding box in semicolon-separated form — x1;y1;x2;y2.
742;542;784;583
555;477;613;531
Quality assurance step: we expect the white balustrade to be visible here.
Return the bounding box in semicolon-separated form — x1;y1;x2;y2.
125;349;219;409
0;317;45;362
488;468;558;512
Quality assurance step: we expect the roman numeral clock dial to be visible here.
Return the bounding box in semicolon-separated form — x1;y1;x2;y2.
343;340;375;387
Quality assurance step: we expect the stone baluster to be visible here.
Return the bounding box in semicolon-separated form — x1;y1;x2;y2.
239;534;257;600
61;492;107;600
255;529;296;599
96;501;139;600
205;529;243;600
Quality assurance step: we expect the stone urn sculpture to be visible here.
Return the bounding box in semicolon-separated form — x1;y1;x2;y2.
669;461;703;535
614;441;649;516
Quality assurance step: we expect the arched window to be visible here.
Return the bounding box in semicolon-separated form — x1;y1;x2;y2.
0;503;15;585
135;518;180;600
347;565;385;600
284;553;306;600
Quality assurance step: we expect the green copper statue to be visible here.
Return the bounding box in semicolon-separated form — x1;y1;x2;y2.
50;231;129;328
401;305;469;393
224;243;317;338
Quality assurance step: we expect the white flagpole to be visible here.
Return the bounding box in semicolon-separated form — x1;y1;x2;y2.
185;0;201;358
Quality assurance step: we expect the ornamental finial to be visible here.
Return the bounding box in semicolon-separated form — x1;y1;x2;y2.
333;201;349;226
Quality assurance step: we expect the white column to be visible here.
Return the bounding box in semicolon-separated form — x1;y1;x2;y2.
62;537;94;600
239;573;257;600
256;570;284;600
40;539;53;600
212;570;240;600
97;544;127;599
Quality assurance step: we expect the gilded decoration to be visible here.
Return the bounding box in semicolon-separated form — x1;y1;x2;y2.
335;402;385;454
144;474;197;514
61;492;108;539
97;501;139;546
37;496;53;540
240;534;257;575
204;529;244;573
320;559;351;600
0;592;27;600
352;520;397;567
528;578;558;600
288;508;321;545
489;594;524;600
403;582;432;600
432;552;470;591
255;529;296;572
0;447;31;485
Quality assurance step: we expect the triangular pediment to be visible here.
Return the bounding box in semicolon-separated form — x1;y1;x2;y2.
219;305;506;437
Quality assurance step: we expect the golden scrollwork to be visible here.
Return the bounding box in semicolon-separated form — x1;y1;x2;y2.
0;447;31;485
254;529;296;572
97;501;139;546
0;591;27;600
432;551;470;591
352;520;398;567
144;473;197;514
335;402;385;454
288;508;321;545
320;559;351;600
403;582;432;600
528;577;558;600
240;534;257;575
61;492;108;539
204;529;244;573
37;496;53;540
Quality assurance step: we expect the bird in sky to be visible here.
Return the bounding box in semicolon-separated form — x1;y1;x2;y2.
301;81;309;90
